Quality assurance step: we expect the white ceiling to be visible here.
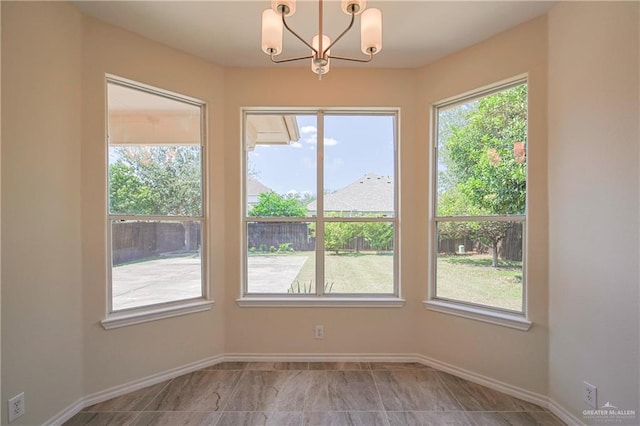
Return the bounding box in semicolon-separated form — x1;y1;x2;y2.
74;0;556;69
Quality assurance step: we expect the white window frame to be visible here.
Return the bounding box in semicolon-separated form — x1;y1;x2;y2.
423;77;532;331
238;108;404;308
102;76;212;329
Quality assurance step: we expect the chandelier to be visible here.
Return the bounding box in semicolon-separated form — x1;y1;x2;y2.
261;0;382;79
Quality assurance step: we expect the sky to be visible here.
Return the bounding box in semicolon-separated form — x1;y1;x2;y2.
248;114;395;196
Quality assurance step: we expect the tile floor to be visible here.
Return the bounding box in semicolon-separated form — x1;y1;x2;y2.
63;362;564;425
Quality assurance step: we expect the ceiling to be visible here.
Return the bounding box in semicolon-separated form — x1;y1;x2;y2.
74;1;556;69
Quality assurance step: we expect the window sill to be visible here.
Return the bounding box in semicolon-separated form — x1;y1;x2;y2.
236;297;405;308
423;299;532;331
101;300;214;330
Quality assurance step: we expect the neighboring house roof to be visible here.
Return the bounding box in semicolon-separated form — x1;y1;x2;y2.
307;173;394;215
247;176;272;200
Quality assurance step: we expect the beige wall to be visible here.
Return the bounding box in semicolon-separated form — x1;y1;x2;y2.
1;2;84;424
1;2;3;417
415;16;549;395
223;67;419;355
3;1;639;424
81;17;227;395
548;2;640;421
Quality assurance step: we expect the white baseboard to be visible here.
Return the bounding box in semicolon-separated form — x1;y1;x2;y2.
223;352;418;363
226;352;548;407
45;354;224;425
45;399;85;426
46;352;582;426
413;354;549;408
547;398;585;426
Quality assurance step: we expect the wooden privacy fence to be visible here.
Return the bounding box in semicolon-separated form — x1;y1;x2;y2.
247;222;314;251
438;222;523;262
499;222;523;261
112;221;201;265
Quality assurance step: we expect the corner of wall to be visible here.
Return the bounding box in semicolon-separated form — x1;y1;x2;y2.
547;1;640;421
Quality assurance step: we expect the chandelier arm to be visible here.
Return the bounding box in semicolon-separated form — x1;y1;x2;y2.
323;11;356;55
270;53;314;64
281;13;318;54
327;52;375;63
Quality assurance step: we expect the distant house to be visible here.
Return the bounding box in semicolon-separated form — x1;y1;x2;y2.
247;176;272;211
307;173;394;217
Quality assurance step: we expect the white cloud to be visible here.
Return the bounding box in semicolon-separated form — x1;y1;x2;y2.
300;125;317;134
290;142;302;148
298;125;338;147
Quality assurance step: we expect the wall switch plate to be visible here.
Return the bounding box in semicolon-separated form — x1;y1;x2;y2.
583;381;597;408
8;393;25;423
314;325;324;339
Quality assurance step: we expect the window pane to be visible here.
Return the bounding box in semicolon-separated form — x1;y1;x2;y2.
246;114;316;218
246;221;315;294
323;115;395;218
111;220;202;311
109;146;202;216
324;221;394;294
435;220;523;312
436;84;527;217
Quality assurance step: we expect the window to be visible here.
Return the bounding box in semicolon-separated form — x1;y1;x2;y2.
427;80;530;328
242;111;399;303
105;78;209;324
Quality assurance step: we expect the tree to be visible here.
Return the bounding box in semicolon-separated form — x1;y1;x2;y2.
444;84;527;215
109;146;202;216
473;221;512;268
248;192;307;217
324;222;356;255
439;84;527;267
363;222;393;253
109;162;158;214
437;188;482;241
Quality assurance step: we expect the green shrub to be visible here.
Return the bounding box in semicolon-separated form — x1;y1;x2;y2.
277;243;294;253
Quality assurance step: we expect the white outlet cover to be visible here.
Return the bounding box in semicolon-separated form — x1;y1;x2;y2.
583;381;597;409
8;392;25;423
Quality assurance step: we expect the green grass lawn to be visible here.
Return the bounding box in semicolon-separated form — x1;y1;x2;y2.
291;251;394;294
436;254;523;311
250;251;522;310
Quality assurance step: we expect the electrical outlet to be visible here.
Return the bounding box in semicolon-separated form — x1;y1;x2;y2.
8;392;25;423
583;381;597;408
314;325;324;339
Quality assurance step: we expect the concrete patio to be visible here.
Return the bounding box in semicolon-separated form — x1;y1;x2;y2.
112;254;309;310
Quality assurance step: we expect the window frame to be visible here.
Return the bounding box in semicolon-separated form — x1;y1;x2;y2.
102;76;213;329
238;108;404;307
424;77;532;330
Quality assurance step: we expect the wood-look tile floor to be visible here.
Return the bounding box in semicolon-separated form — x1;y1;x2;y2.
64;362;564;426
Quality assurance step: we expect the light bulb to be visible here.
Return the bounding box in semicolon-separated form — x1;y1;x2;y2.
361;8;382;55
311;35;332;75
261;9;283;55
